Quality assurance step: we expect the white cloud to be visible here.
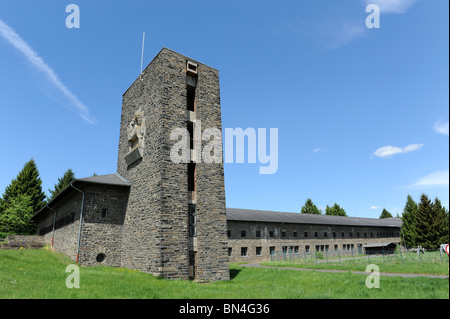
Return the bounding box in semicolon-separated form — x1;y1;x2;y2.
412;170;449;188
274;18;368;50
370;206;381;210
433;120;449;136
0;19;95;124
373;143;423;158
364;0;418;14
313;148;322;153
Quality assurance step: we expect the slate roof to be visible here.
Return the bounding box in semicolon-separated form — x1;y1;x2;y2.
226;208;402;228
76;173;131;186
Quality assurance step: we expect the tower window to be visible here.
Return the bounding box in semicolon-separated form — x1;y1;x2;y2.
188;163;196;192
186;61;198;75
187;85;196;112
188;204;197;237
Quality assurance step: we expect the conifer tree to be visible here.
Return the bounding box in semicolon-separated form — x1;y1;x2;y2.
300;198;322;215
433;198;449;244
0;159;46;216
379;209;393;219
401;195;418;248
48;169;76;202
415;194;438;250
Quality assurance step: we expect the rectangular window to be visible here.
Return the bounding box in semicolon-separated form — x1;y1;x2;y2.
187;84;196;111
227;231;231;238
256;230;261;238
294;246;299;253
315;245;320;252
188;204;197;237
188;163;196;192
341;232;345;238
241;247;248;257
269;246;275;255
333;232;337;238
293;231;297;238
304;232;308;238
241;231;246;237
305;245;310;253
334;244;338;251
256;247;262;256
324;232;328;237
314;232;318;238
269;231;274;238
101;208;108;218
228;247;232;257
187;121;194;150
281;231;286;238
282;246;288;254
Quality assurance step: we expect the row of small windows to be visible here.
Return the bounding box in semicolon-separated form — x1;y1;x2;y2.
230;244;361;257
229;230;398;239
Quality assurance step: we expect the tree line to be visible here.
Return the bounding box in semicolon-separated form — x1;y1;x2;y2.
300;196;449;250
0;159;75;237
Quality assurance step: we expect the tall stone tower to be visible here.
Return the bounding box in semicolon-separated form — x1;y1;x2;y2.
117;48;229;282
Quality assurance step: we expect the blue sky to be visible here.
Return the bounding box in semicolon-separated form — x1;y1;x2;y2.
0;0;448;218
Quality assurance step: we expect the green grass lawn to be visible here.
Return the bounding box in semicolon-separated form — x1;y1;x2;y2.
261;251;449;276
0;249;448;299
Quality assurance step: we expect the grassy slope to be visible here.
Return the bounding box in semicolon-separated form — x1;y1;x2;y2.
261;252;449;276
0;249;448;299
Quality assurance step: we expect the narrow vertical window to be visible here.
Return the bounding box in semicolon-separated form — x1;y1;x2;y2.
188;163;196;192
188;204;197;237
187;85;196;112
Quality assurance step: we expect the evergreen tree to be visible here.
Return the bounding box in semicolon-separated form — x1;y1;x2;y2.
401;195;418;248
379;209;393;219
48;169;76;202
325;203;347;216
300;198;322;215
415;194;439;250
433;198;449;244
0;159;46;216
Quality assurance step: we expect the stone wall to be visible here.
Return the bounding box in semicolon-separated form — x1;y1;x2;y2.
36;189;82;260
117;48;229;281
227;220;402;263
0;235;45;249
34;183;129;266
78;183;129;267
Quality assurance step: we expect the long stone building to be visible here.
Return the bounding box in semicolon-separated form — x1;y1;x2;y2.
32;48;402;282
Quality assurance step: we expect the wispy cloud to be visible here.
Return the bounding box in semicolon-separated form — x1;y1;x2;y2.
0;19;95;124
373;143;423;158
370;206;381;210
363;0;418;14
410;169;449;188
274;18;368;50
433;120;449;136
313;148;323;153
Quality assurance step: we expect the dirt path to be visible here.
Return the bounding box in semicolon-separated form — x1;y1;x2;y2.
241;262;449;279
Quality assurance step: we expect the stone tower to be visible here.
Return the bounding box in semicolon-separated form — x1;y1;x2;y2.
117;48;229;282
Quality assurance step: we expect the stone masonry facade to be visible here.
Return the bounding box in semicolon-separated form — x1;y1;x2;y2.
31;48;402;282
227;220;401;263
117;48;229;282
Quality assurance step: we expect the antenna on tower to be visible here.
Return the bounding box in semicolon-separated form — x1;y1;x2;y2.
140;32;145;80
